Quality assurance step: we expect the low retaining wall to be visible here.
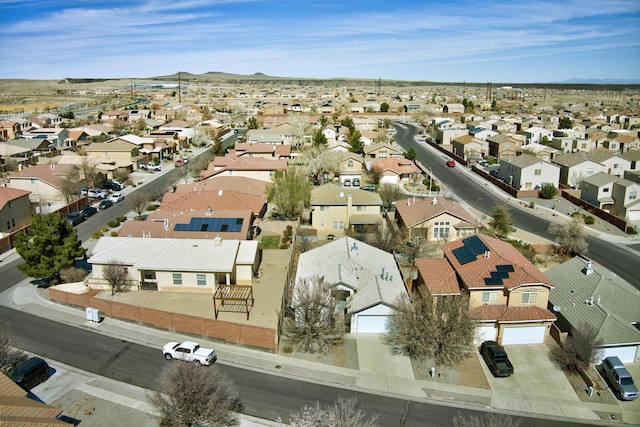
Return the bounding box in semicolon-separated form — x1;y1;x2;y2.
49;288;277;352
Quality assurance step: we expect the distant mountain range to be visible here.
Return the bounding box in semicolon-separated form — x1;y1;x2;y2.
553;78;640;84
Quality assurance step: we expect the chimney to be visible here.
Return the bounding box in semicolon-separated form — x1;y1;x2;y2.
206;206;212;215
381;267;385;278
432;196;438;205
213;234;222;246
218;189;223;196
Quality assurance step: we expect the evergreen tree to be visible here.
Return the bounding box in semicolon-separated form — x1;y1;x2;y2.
348;129;364;154
14;213;86;280
489;204;515;237
312;129;328;146
404;147;417;161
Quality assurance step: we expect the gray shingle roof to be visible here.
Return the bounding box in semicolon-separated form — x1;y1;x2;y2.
545;257;640;346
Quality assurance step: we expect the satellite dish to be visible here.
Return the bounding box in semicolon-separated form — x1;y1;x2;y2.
553;305;562;312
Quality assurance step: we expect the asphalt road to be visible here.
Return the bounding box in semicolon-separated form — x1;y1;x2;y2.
393;123;640;289
0;304;591;426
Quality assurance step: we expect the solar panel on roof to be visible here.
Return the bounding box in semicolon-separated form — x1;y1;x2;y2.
463;235;489;256
490;271;509;279
174;217;244;233
453;246;477;265
496;264;515;272
484;277;503;285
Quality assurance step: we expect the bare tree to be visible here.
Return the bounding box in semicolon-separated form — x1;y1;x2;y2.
102;260;132;295
367;222;402;253
266;170;311;220
287;397;379;427
58;165;82;204
552;324;603;373
0;327;25;370
126;192;150;220
368;164;383;185
148;362;242;427
453;412;521;427
284;275;344;353
548;217;588;255
79;156;99;189
398;233;438;264
301;146;341;183
385;288;474;365
378;183;402;211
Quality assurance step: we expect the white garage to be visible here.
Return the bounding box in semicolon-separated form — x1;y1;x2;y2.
351;304;395;333
598;345;639;364
501;325;547;345
474;326;497;343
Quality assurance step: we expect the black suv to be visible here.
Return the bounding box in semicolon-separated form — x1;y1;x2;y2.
8;357;50;390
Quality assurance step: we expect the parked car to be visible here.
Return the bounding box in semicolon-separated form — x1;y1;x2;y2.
81;206;98;218
65;212;85;226
446;160;456;167
98;199;113;210
87;188;108;199
360;184;377;192
102;180;123;191
601;356;639;401
8;357;50;390
110;193;124;203
480;341;514;377
343;179;351;186
162;341;217;366
352;178;361;187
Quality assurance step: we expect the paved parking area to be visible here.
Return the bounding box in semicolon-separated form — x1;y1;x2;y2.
482;344;600;421
613;362;640;425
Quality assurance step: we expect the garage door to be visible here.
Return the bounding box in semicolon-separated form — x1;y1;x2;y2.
501;326;546;345
599;346;638;364
355;315;389;333
475;326;497;343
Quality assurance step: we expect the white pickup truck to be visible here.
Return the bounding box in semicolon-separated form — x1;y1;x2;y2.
162;341;217;366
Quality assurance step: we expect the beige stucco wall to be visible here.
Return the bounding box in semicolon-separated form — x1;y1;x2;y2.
468;289;508;309
507;285;550;308
87;150;136;162
8;178;60;203
0;194;31;233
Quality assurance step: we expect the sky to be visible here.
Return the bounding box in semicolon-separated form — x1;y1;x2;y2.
0;0;639;83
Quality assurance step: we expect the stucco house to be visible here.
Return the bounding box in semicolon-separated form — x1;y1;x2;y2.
88;236;259;292
611;178;640;224
523;126;553;144
498;154;560;190
294;237;407;333
545;257;640;363
337;152;364;184
201;155;288;182
0;187;31;236
551;152;608;189
7;163;74;205
310;183;383;237
452;135;488;160
414;234;556;345
363;142;404;159
371;158;422;185
486;134;522;160
394;196;480;241
579;172;619;209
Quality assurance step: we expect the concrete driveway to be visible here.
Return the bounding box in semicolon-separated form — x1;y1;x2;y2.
481;344;600;421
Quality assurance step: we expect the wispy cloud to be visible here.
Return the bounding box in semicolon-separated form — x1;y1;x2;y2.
0;0;638;81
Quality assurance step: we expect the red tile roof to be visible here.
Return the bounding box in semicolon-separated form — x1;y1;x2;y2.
0;187;30;209
395;196;479;228
414;258;461;295
441;234;552;290
469;304;556;322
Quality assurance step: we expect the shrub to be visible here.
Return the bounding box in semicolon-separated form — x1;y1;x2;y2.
278;244;289;249
539;183;558;199
282;345;293;354
584;216;595;225
116;216;126;223
110;231;118;237
147;204;159;211
108;220;120;228
92;230;103;239
59;266;88;283
528;201;535;208
627;226;638;235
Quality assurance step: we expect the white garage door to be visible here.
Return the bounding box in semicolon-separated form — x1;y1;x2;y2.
355;315;389;333
475;326;497;343
599;346;638;364
501;326;546;345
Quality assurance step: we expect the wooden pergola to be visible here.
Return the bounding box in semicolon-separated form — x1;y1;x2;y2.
213;285;254;320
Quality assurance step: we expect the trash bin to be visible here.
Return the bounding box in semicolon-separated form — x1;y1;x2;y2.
90;308;101;323
85;307;93;321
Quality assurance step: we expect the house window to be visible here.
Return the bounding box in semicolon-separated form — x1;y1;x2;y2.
6;221;9;230
603;188;610;193
356;205;366;211
348;160;353;167
481;291;499;304
172;273;182;285
534;169;542;176
613;163;619;169
586;168;593;175
30;179;36;184
521;290;538;304
630;191;637;200
332;221;344;230
319;205;328;212
8;201;12;208
269;171;274;176
11;219;15;227
197;274;206;286
433;221;450;239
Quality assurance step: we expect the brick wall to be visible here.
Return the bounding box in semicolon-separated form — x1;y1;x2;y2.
48;289;277;352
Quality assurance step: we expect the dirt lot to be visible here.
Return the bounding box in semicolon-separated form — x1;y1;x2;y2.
412;353;491;389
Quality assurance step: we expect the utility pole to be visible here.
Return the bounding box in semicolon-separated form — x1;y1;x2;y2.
178;72;181;103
